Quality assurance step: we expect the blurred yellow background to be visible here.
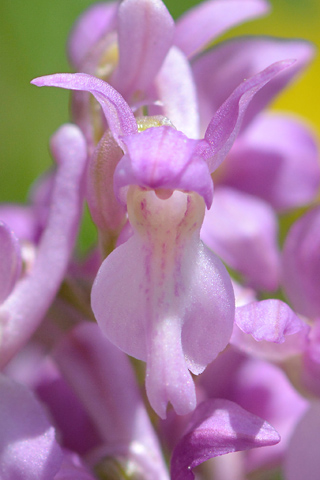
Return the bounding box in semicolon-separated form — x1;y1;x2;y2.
0;0;319;202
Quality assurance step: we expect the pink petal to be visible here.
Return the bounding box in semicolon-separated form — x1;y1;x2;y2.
31;74;138;150
54;322;169;479
0;125;87;367
111;0;174;99
202;60;295;172
174;0;269;58
237;299;304;342
0;374;62;480
145;313;197;419
231;299;310;361
193;37;314;136
116;126;213;207
231;359;308;472
0;222;22;303
282;206;320;319
180;246;235;375
67;2;118;69
33;359;101;455
151;46;200;138
222;113;320;211
201;187;280;291
91;188;234;417
284;404;320;480
170;398;280;480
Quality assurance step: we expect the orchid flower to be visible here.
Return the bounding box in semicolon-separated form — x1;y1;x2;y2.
2;0;320;477
196;37;319;291
31;56;294;418
198;352;309;477
200;187;281;291
66;0;320;293
0;125;87;368
68;0;269;75
157;273;312;476
53;322;170;479
67;0;269;145
282;205;320;320
219;210;319;480
197;209;320;479
183;288;310;477
231;298;310;361
282;207;320;388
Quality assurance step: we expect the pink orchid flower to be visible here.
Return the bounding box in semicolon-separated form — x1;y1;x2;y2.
196;37;319;291
67;0;269;145
0;125;87;368
31;56;294;418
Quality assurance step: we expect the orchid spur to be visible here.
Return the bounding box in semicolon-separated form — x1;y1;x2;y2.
32;57;295;418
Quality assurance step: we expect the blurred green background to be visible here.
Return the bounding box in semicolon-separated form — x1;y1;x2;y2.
1;0;319;204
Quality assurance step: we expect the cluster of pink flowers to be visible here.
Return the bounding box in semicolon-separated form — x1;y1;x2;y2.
1;1;320;479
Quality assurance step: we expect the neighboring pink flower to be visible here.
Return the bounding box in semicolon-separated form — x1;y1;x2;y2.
0;374;62;480
170;398;280;480
282;205;320;319
0;125;87;368
196;37;319;291
53;322;170;479
67;0;269;145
